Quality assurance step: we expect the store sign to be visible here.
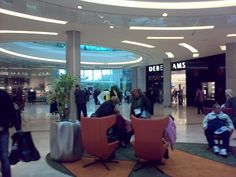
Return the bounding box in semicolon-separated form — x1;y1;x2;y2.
10;71;29;76
148;61;186;73
148;64;163;72
172;62;186;70
0;71;29;76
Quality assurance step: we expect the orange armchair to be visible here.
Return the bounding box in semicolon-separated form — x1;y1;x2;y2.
131;115;169;172
80;115;119;170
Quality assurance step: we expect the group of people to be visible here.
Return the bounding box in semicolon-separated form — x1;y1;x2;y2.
74;85;153;148
203;89;236;157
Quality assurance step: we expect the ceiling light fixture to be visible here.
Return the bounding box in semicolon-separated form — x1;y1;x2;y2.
109;25;114;29
220;45;226;51
0;48;65;63
107;57;143;65
130;26;214;30
77;5;83;9
227;33;236;37
165;52;174;58
179;43;198;53
147;36;184;39
0;48;142;65
193;53;200;58
80;0;236;9
121;40;155;48
0;30;58;35
162;13;168;17
0;8;67;24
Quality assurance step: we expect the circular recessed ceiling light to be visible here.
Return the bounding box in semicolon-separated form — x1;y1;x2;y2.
77;5;83;9
162;13;168;17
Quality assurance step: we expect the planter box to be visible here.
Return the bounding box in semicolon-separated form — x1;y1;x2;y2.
50;119;84;162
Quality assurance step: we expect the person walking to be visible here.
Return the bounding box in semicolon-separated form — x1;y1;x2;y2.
195;87;205;114
74;84;87;121
0;89;21;177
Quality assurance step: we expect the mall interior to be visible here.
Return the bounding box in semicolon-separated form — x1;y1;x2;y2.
1;0;236;177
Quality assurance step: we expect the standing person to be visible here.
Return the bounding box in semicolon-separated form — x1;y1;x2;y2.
172;88;178;104
32;90;36;104
224;89;236;129
0;89;21;177
130;88;151;118
195;87;205;114
74;84;87;121
93;89;100;105
12;87;25;128
14;87;25;111
203;104;234;156
178;85;183;106
47;90;58;115
146;87;156;115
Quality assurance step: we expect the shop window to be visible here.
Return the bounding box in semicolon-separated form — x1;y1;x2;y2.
202;82;215;100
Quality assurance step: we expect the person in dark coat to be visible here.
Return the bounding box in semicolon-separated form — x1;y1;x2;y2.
74;84;87;121
93;96;131;147
130;88;151;117
146;87;156;115
0;89;21;177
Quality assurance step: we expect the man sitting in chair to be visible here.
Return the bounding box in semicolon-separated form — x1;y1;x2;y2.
203;104;234;156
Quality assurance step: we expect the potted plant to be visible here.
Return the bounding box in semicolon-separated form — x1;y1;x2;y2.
54;74;77;120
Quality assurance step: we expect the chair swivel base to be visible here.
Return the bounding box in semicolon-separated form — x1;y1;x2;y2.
134;160;165;173
83;158;118;170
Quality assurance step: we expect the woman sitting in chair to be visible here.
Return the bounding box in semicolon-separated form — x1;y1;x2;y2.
203;104;234;157
92;96;131;148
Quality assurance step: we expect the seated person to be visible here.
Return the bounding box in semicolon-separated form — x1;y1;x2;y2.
203;104;234;156
91;96;131;147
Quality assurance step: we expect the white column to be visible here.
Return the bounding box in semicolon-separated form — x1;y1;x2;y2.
226;43;236;94
131;66;146;92
66;31;81;120
163;58;171;107
131;67;138;90
137;66;146;92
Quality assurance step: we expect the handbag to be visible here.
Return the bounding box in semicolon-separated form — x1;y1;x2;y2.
10;131;41;163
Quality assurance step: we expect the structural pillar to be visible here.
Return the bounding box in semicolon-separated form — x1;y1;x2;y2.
226;43;236;94
163;58;171;107
131;67;138;90
131;66;146;92
137;66;146;92
66;31;81;120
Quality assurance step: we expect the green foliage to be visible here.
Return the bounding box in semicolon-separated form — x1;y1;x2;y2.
54;74;77;119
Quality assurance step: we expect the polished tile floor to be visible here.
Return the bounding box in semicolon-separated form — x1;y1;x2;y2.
9;99;236;177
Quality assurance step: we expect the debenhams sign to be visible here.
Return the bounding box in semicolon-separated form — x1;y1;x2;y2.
148;61;186;72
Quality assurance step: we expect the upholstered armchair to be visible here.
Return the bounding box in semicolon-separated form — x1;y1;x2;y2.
80;115;119;170
131;115;169;172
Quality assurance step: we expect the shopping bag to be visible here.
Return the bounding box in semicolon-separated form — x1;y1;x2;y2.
11;131;41;162
9;133;20;165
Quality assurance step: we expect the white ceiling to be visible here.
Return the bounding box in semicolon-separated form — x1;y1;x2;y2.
0;0;236;68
